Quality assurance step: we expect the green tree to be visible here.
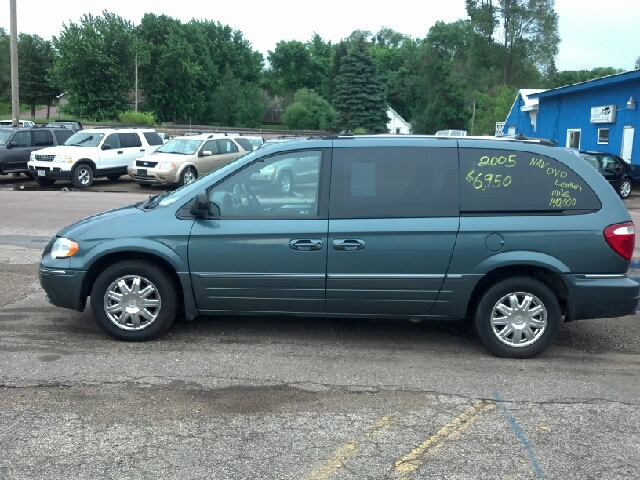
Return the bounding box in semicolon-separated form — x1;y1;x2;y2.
549;67;624;88
18;34;55;117
211;67;265;128
267;40;317;97
51;11;138;121
283;88;335;130
471;84;518;135
333;40;388;133
409;21;472;134
0;29;10;102
465;0;559;85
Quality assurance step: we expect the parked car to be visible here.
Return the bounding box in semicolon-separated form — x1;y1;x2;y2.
0;127;74;176
0;119;35;128
46;120;83;131
242;135;265;150
127;133;248;187
28;127;163;188
575;150;634;199
38;135;639;358
435;129;467;137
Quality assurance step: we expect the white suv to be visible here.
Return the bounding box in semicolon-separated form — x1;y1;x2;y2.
28;127;164;188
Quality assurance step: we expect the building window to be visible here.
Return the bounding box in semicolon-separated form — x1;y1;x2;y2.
598;128;609;144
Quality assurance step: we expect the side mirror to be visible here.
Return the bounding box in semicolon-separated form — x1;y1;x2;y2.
101;144;112;151
190;191;209;218
5;141;17;149
199;150;212;157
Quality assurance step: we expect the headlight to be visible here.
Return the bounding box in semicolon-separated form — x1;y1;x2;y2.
260;165;275;174
50;237;79;259
54;155;74;163
159;162;176;170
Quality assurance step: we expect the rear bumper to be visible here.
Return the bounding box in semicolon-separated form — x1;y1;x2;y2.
564;274;639;321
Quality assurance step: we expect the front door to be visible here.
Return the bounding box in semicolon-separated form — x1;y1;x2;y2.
188;148;329;314
326;141;460;316
621;126;635;163
4;131;36;171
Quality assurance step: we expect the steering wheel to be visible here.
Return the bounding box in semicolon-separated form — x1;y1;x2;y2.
241;183;263;213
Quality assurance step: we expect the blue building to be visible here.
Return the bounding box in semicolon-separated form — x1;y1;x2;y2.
502;70;640;164
501;89;545;137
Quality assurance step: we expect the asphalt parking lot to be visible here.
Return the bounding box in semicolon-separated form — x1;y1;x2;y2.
0;174;639;479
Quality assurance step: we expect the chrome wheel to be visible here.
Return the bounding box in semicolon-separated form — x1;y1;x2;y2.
490;291;547;347
181;167;197;186
103;275;161;331
619;179;632;199
77;167;92;186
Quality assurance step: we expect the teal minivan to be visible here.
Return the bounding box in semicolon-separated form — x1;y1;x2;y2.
39;135;639;358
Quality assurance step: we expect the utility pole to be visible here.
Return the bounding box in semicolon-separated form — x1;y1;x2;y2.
135;54;138;113
9;0;19;127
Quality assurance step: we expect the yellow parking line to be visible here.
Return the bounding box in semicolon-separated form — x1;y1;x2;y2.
304;415;396;480
394;400;496;478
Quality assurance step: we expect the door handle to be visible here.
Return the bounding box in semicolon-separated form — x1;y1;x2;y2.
140;149;145;152
117;151;123;154
332;239;365;251
289;239;323;251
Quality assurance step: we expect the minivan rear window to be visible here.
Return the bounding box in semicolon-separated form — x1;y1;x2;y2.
459;148;601;213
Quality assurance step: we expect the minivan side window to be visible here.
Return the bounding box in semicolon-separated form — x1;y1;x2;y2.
459;148;601;213
329;147;459;219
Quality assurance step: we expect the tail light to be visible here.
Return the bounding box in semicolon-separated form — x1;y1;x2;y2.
604;222;635;260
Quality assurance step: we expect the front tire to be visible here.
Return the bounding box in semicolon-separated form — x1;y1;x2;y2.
474;277;561;358
90;261;179;341
179;167;197;187
71;164;94;189
618;178;632;199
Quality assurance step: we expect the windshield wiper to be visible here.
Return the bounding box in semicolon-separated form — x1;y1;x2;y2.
139;191;170;209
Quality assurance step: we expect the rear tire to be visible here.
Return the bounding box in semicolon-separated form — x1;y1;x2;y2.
618;178;632;199
71;164;94;189
277;171;293;196
90;261;179;341
474;277;561;358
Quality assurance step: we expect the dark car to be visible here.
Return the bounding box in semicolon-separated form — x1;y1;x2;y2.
0;127;75;175
46;119;83;131
578;150;634;199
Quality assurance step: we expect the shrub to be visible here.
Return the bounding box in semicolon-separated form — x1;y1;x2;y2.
118;111;156;126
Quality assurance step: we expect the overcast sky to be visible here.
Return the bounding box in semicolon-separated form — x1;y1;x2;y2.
2;0;638;73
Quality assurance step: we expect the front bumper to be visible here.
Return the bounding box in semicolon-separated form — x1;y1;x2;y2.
128;168;179;185
29;163;72;180
39;265;87;311
564;274;640;321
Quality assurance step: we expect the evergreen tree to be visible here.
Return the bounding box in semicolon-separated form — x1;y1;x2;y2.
332;40;388;133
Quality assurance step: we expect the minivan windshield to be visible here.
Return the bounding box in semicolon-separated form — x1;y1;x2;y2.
0;129;12;146
65;132;105;147
157;139;203;155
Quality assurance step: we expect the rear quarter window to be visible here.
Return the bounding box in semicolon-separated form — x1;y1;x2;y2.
233;137;254;151
119;132;143;148
143;132;163;146
459;148;601;214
